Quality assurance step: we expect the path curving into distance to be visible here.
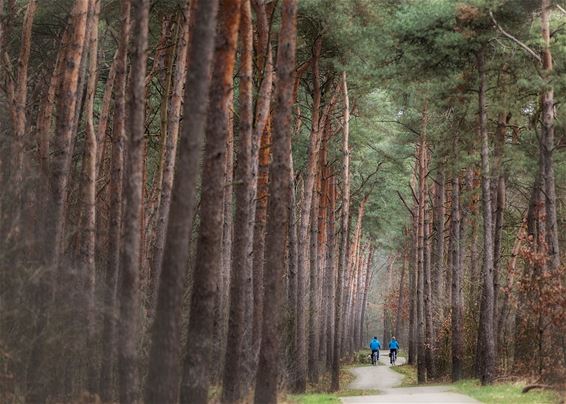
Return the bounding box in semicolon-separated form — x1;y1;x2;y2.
341;350;479;403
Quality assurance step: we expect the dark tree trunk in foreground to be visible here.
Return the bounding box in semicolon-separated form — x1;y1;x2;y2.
254;0;297;401
331;71;350;392
145;0;218;401
476;47;496;386
180;0;241;401
117;1;149;402
223;0;254;400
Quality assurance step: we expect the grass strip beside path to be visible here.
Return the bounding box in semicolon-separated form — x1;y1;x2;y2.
454;379;562;404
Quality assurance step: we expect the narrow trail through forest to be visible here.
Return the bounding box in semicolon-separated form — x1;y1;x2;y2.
341;351;478;403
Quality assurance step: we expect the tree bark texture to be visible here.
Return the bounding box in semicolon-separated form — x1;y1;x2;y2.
254;0;297;401
476;47;496;386
179;0;241;401
331;71;350;392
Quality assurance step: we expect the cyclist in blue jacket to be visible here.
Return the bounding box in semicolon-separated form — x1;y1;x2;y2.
388;337;399;364
369;336;381;363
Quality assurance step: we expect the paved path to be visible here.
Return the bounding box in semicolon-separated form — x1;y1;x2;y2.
341;351;478;403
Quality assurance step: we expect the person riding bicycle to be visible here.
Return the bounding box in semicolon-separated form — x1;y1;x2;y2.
388;336;399;364
369;336;381;363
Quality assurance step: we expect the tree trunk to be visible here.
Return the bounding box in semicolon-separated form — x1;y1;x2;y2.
308;170;321;383
148;10;190;315
540;0;560;272
294;36;322;393
179;0;241;401
394;249;407;343
9;0;37;218
25;3;89;401
251;111;271;379
325;171;337;370
78;0;99;391
476;47;496;385
416;109;427;384
222;1;255;400
253;0;297;400
432;167;445;310
145;0;219;401
451;173;463;382
117;1;149;402
98;1;130;400
331;71;350;392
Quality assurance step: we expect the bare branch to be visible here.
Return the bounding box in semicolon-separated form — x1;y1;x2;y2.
489;11;542;63
397;190;414;218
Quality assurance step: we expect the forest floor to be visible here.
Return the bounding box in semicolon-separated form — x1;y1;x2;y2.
340;350;479;403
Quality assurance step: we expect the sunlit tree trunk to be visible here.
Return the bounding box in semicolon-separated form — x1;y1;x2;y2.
331;71;350;392
78;0;99;391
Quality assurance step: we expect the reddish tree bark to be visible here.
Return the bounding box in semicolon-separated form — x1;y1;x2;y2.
179;0;241;401
254;0;297;400
222;1;255;400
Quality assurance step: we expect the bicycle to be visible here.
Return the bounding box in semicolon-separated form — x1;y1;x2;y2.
372;351;379;366
390;350;397;366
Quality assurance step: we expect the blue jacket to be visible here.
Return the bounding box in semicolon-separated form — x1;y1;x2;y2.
389;339;399;350
369;338;381;350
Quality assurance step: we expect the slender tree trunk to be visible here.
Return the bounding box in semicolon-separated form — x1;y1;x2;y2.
222;1;255;400
493;112;507;340
408;193;418;365
213;97;234;384
251;113;271;376
9;0;37;219
95;50;118;174
287;152;299;383
254;0;297;400
25;3;89;401
424;198;435;378
416;113;427;383
476;47;496;385
148;10;190;315
117;1;149;402
145;0;219;402
325;172;337;370
179;0;241;401
331;71;350;392
98;1;130;399
394;249;407;342
78;0;99;391
294;36;322;392
308;170;321;383
451;173;463;382
432;168;445;310
540;0;560;272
